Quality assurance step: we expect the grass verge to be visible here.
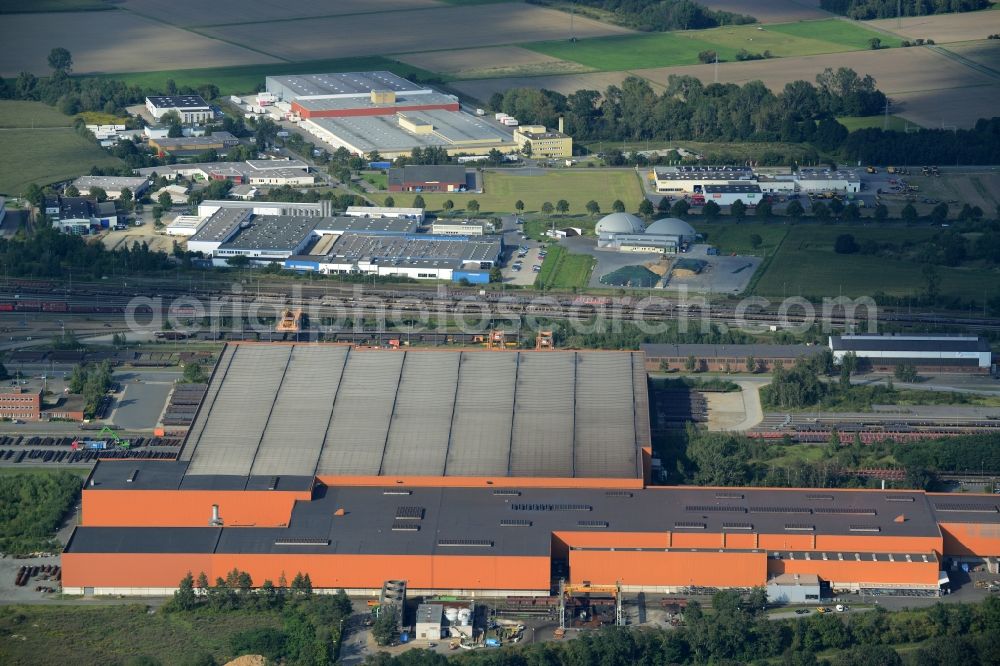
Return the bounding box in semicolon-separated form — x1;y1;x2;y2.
536;245;596;290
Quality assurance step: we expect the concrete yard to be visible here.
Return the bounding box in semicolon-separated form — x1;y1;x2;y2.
109;374;175;431
662;245;761;295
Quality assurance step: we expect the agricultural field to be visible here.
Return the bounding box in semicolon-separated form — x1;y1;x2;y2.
941;39;1000;72
0;605;283;666
451;70;636;101
752;224;1000;300
376;169;645;215
696;0;830;23
99;56;439;97
867;8;1000;44
121;0;441;27
633;46;999;129
0;10;279;77
525;19;899;72
198;4;630;63
690;222;789;257
397;45;593;80
0;102;122;196
0;0;112;11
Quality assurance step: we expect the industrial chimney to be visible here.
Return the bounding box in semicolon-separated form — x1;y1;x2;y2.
209;504;224;526
558;116;564;134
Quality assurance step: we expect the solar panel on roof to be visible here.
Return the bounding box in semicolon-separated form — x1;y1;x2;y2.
493;489;521;496
885;495;915;502
500;519;532;527
685;505;747;513
577;520;610;528
806;494;834;501
395;506;424;520
511;503;592;512
714;493;744;500
673;521;707;529
934;503;998;513
784;524;815;531
383;489;412;495
848;525;881;532
391;521;420;532
751;506;812;514
605;491;634;498
274;537;330;546
814;507;876;515
722;522;753;530
438;539;493;547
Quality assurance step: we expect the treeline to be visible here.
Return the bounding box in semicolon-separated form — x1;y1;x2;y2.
527;0;755;31
364;595;1000;666
0;225;173;279
0;471;81;555
166;570;351;666
820;0;990;19
843;118;1000;165
490;70;885;144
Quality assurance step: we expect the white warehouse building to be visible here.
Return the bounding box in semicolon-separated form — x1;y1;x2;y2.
829;334;993;373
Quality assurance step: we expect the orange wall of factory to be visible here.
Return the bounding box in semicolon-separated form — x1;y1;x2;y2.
769;557;940;586
315;474;643;490
569;549;766;588
758;533;818;551
555;532;669;550
62;553;551;591
813;534;943;553
939;522;1000;557
81;489;308;527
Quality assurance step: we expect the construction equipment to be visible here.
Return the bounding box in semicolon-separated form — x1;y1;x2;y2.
486;329;506;351
98;425;130;449
276;309;303;333
866;166;877;174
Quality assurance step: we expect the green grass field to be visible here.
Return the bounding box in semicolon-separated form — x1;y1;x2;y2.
690;221;788;256
376;169;645;215
836;115;917;131
525;19;900;71
536;244;596;290
0;605;283;665
0;100;74;128
752;224;999;299
0;101;122;195
97;56;443;97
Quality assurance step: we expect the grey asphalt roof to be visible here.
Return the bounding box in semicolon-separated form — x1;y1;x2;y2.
182;345;647;479
65;485;946;557
323;233;501;264
266;72;424;98
188;207;251;245
830;335;989;353
294;92;455;112
640;343;824;359
218;215;319;252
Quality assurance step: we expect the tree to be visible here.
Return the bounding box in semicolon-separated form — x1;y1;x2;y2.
698;50;718;64
466;199;480;215
658;358;669;372
638;198;655;219
684;355;697;372
657;197;670;214
0;362;8;381
157;191;173;210
556;199;569;215
89;187;108;203
812;200;831;221
755;200;773;219
702;200;720;219
611;199;626;213
834;234;858;254
64;184;80;197
922;264;940;300
48;47;73;74
541;201;554;215
746;356;756;373
930;201;949;224
901;203;918;223
521;142;532;158
413;194;425;209
182;362;206;384
749;233;763;250
119;187;134;212
585;200;600;216
442;199;454;214
873;203;889;222
843;202;861;221
383;196;395;207
730;199;746;219
869;37;882;50
489;266;503;283
515;199;525;214
171;572;198;611
894;363;918;383
671;199;690;217
786;199;804;220
829;197;845;217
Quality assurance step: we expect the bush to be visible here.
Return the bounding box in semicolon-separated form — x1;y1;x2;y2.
229;628;287;660
0;471;81;555
834;233;858;254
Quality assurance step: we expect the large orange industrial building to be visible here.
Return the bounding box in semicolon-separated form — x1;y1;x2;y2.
62;344;1000;597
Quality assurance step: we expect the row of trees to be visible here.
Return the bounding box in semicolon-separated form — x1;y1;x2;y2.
843;119;1000;165
68;360;114;417
489;70;886;145
366;595;1000;666
820;0;990;19
527;0;755;31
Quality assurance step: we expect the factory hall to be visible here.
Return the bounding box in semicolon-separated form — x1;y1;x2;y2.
62;344;1000;597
